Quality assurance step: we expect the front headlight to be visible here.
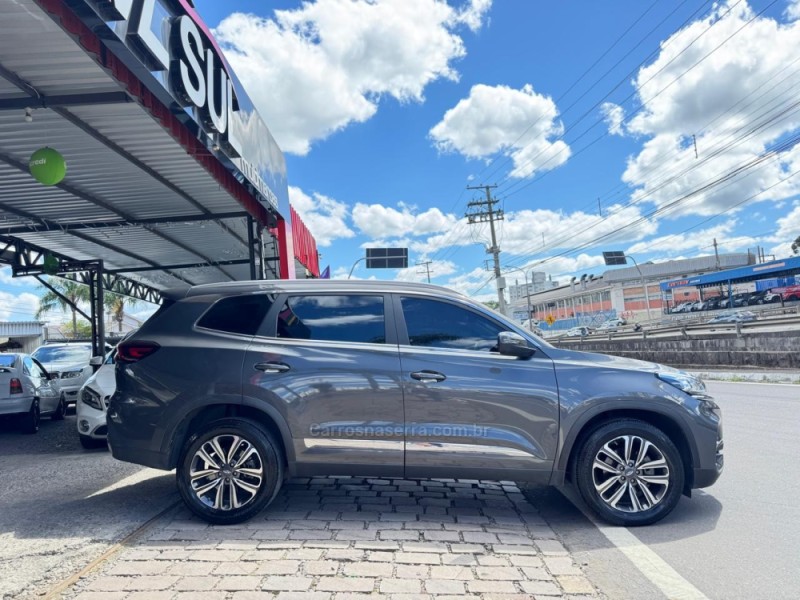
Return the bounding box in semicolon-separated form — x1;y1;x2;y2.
656;371;708;397
81;388;103;410
61;370;83;380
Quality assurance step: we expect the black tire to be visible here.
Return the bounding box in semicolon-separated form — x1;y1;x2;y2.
573;419;684;526
80;435;107;450
52;396;66;421
20;398;40;434
176;418;283;525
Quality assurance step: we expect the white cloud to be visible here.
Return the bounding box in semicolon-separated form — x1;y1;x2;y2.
0;267;23;287
626;221;743;255
392;259;459;283
352;202;458;239
601;102;625;136
786;0;800;21
620;2;800;218
0;291;40;321
773;203;800;241
429;83;570;178
215;0;491;155
289;186;355;247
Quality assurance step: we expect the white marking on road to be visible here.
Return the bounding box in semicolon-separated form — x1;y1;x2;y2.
586;513;709;600
86;468;169;499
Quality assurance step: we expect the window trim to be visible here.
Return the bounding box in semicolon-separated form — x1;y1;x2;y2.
256;292;397;346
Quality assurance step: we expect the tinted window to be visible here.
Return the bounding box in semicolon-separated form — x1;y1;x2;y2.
401;297;503;351
197;294;272;336
277;295;385;344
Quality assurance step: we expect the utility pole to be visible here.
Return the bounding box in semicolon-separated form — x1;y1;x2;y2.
466;184;506;315
713;238;720;270
416;260;433;283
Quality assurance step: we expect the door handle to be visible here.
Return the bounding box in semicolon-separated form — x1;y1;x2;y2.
254;362;291;374
410;370;446;383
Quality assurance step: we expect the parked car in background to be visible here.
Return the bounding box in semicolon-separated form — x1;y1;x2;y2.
690;300;708;312
705;296;726;310
671;302;693;313
762;290;783;303
731;293;751;307
708;310;758;324
596;318;626;332
0;353;61;433
31;343;93;407
76;350;115;449
565;326;592;337
746;290;770;305
780;284;800;302
106;280;724;527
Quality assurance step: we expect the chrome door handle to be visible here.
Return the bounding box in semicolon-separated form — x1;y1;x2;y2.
254;362;291;373
410;370;446;383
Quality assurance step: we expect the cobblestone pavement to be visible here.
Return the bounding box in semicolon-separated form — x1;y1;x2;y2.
60;477;602;600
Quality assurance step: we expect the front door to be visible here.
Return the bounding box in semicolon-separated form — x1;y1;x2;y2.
245;293;405;477
395;295;560;483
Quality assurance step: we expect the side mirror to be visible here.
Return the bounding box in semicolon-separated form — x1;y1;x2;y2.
89;356;103;367
497;331;535;358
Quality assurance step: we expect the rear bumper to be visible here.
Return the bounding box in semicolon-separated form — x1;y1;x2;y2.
0;396;33;416
107;436;171;470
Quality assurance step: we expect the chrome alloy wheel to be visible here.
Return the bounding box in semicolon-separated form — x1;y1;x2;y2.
189;434;264;511
592;435;670;513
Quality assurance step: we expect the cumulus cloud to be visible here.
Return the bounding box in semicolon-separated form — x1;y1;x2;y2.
785;0;800;22
351;202;458;238
773;202;800;241
0;291;40;321
289;186;355;247
601;102;625;136
621;2;800;218
0;266;23;287
214;0;491;155
625;220;752;255
430;84;570;178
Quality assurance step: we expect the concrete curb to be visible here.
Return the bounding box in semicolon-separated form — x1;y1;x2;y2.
688;370;800;384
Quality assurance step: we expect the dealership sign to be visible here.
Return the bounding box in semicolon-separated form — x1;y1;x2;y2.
87;0;284;212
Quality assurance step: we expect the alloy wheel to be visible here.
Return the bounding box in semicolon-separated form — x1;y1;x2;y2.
592;434;670;513
189;434;264;511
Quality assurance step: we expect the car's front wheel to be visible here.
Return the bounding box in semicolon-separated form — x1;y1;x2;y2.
176;418;283;525
52;395;66;421
574;419;684;526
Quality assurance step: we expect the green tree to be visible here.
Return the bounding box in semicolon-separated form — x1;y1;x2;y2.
72;319;93;339
35;277;90;338
792;235;800;254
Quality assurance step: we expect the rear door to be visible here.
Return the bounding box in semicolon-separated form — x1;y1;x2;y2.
395;294;560;483
245;293;405;477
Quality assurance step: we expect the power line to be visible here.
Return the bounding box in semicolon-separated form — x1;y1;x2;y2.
465;185;506;312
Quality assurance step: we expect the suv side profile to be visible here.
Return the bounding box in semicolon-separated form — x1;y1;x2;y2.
108;281;723;527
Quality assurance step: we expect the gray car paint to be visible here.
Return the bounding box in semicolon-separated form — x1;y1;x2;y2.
107;280;722;493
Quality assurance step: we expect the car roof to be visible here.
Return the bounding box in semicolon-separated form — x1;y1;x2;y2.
166;279;470;302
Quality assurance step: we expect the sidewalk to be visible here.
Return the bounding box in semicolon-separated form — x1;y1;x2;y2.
688;369;800;384
58;477;602;600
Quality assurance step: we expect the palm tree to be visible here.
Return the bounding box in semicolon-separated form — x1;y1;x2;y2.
35;277;91;338
106;293;139;333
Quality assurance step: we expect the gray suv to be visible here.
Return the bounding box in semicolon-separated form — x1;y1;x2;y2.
107;280;723;526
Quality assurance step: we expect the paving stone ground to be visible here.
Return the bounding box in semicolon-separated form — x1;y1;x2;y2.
60;477;602;600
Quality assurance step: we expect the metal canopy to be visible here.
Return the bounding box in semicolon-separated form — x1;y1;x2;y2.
0;0;279;299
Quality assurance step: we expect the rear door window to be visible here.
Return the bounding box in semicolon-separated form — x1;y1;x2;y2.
276;295;386;344
196;294;273;336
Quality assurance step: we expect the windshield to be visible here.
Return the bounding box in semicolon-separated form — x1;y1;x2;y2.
32;345;91;364
0;355;16;368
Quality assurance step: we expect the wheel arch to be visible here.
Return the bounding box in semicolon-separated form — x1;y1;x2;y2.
167;402;294;472
556;407;697;495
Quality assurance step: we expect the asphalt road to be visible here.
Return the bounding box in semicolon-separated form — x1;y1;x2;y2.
528;380;800;600
0;408;177;600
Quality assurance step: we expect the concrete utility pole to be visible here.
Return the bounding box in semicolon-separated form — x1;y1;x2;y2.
416;260;433;283
466;184;507;315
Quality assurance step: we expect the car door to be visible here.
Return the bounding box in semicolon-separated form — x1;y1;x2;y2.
244;292;405;477
23;357;56;412
395;294;560;483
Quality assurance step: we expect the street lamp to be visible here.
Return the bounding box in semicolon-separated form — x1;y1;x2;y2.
603;251;652;322
503;265;534;328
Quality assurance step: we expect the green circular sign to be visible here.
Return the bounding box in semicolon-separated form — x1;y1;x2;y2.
29;147;66;186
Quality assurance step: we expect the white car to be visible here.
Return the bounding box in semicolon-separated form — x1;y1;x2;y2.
76;350;115;449
31;343;94;407
565;326;592;337
0;352;61;433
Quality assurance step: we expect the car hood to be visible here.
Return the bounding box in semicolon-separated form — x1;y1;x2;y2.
83;364;116;397
546;346;678;375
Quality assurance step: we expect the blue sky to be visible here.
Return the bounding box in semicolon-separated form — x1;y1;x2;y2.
3;0;800;321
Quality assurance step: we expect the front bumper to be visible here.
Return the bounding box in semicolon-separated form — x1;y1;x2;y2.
76;400;107;439
59;383;83;403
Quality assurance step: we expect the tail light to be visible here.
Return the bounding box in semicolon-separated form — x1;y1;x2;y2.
10;378;23;394
117;341;160;363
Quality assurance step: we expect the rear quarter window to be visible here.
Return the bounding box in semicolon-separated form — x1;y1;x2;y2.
196;294;273;336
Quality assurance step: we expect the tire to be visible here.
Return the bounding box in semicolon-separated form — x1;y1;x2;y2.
80;435;107;450
573;419;684;527
20;398;40;434
52;396;66;421
176;418;283;525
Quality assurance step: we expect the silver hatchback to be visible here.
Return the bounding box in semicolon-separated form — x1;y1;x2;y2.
107;280;723;526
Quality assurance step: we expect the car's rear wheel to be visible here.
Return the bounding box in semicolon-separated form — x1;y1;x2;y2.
574;419;684;526
20;398;40;434
52;395;66;421
176;418;283;525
